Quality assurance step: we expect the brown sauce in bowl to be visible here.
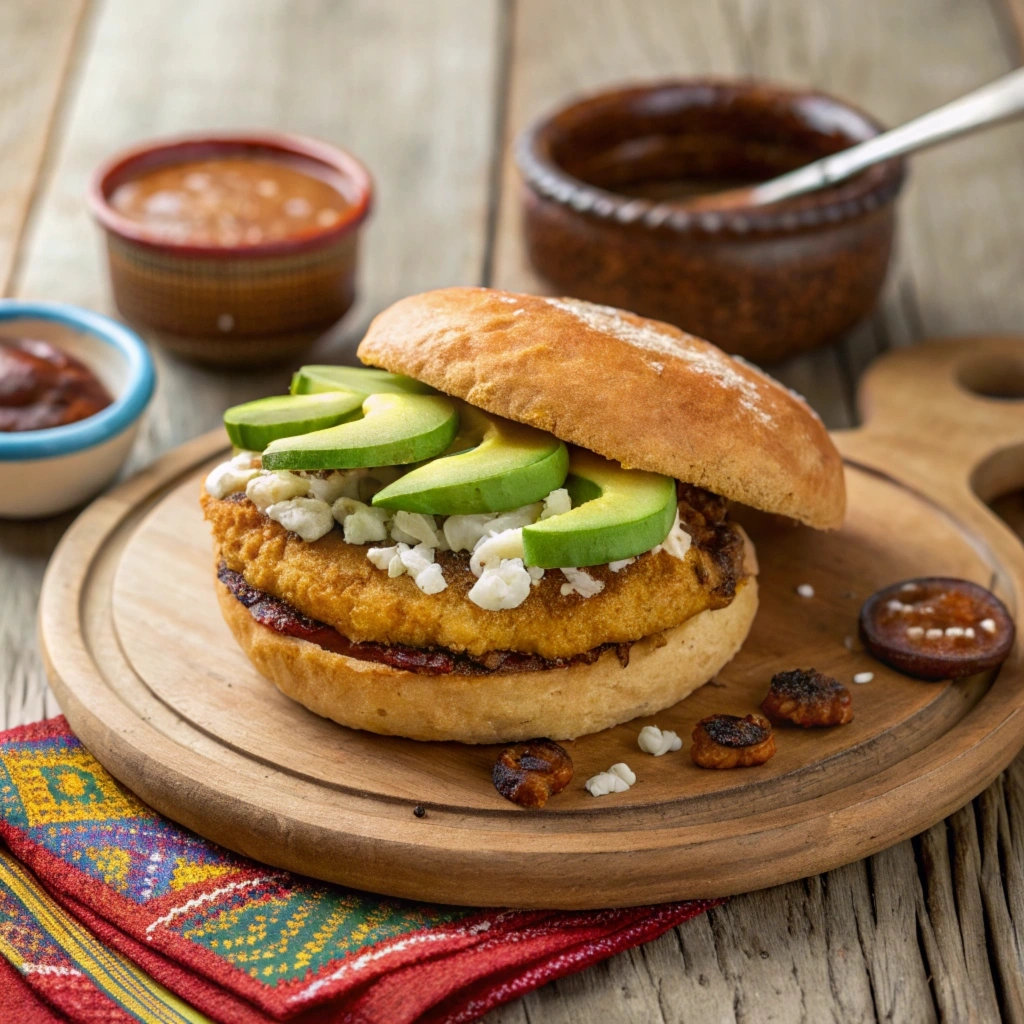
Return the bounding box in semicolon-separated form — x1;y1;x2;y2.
0;338;112;432
109;156;352;247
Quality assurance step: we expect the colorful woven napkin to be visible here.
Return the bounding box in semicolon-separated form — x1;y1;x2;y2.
0;718;721;1023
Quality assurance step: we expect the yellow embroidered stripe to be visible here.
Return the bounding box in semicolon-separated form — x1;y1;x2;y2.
0;847;210;1024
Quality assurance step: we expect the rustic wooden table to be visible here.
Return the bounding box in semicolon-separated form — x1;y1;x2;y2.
3;1;1024;1020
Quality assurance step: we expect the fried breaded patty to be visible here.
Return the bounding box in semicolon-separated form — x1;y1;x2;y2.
202;489;750;660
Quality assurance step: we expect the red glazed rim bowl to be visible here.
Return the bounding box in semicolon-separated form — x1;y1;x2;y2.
515;78;906;235
88;131;373;258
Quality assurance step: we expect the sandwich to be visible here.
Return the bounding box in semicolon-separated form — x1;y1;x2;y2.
202;287;844;743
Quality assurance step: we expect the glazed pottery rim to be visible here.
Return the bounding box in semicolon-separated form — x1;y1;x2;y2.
515;77;907;236
89;131;374;259
0;301;154;462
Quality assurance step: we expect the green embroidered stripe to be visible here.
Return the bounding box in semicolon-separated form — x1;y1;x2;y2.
0;848;210;1024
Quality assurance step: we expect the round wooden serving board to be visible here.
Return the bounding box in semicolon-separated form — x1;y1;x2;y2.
39;337;1024;909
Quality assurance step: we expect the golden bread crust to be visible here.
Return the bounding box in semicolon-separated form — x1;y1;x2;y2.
217;574;759;743
203;490;749;660
357;287;845;529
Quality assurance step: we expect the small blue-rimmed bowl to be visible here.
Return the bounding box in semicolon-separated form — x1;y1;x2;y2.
0;301;155;518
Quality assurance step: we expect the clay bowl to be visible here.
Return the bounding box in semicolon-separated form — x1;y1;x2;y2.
89;133;372;368
516;79;907;363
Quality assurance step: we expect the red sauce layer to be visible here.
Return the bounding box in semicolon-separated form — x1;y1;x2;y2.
218;562;631;676
0;338;112;432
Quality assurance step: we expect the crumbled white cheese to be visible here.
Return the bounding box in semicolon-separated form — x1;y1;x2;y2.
399;543;434;575
853;672;874;684
400;543;448;594
528;565;545;587
470;528;525;577
658;510;692;561
246;471;310;512
387;543;409;577
560;567;604;598
265;497;334;542
205;460;259;498
306;471;351;505
637;725;682;756
231;450;260;468
367;545;397;571
906;626;925;639
540;488;571;520
333;497;390;544
468;558;533;610
608;557;635;573
413;562;447;595
444;513;500;553
585;763;636;797
443;502;544;553
346;511;390;545
391;510;444;548
980;618;997;634
368;540;448;593
925;628;943;639
490;503;544;533
796;583;815;598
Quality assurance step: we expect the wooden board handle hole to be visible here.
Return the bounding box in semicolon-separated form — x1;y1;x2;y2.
957;353;1024;401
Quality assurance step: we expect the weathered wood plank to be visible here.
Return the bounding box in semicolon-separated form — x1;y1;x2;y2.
0;0;502;730
0;0;86;295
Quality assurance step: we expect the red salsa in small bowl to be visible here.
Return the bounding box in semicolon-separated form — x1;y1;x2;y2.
0;337;112;432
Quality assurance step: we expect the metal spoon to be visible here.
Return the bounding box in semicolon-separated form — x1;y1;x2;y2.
686;68;1024;210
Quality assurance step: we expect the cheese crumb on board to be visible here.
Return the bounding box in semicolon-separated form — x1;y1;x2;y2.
585;763;636;797
637;725;682;756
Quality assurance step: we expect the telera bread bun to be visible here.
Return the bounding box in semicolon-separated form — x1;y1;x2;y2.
202;288;844;743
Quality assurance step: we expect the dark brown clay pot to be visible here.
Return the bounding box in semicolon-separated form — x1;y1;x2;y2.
516;79;906;363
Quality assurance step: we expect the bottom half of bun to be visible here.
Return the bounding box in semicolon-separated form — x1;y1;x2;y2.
216;574;759;744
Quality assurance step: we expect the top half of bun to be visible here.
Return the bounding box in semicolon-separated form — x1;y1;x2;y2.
357;287;845;529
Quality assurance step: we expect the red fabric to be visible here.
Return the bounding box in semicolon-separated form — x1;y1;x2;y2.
0;956;70;1023
344;901;724;1024
0;717;725;1023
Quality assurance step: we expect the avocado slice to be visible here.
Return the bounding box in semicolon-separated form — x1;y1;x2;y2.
522;449;677;568
262;392;458;471
290;364;435;396
370;405;569;514
223;392;364;450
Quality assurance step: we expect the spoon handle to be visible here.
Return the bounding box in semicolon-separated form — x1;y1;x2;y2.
749;68;1024;206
